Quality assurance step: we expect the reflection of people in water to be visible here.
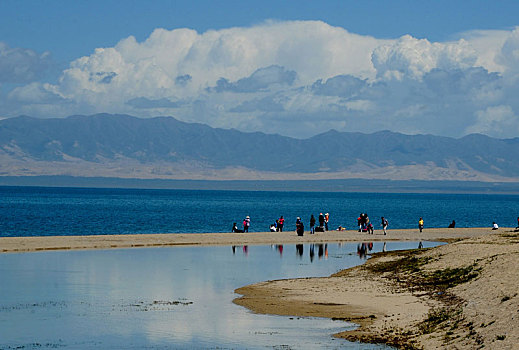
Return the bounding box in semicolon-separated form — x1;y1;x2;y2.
418;242;423;249
296;244;303;257
357;242;373;259
309;244;315;262
318;244;324;259
357;243;367;259
276;245;283;256
232;245;248;255
448;220;456;228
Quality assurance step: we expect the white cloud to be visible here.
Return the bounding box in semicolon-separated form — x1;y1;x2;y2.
8;82;65;104
496;27;519;75
466;105;519;138
371;35;477;80
2;21;519;139
0;42;52;84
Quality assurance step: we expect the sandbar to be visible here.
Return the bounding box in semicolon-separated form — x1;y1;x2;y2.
0;227;498;253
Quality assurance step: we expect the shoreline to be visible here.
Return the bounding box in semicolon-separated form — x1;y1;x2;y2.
2;227;518;348
0;227;504;253
233;228;519;349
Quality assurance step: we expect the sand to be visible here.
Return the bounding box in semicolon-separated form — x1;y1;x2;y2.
0;227;495;253
234;228;519;349
2;227;518;349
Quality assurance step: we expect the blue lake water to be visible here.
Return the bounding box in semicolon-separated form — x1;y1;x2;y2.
0;241;440;349
1;186;518;237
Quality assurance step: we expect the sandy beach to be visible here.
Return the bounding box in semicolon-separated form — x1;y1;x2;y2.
2;227;518;349
0;227;497;253
234;228;519;349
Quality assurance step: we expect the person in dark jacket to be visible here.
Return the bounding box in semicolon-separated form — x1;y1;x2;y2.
310;214;316;234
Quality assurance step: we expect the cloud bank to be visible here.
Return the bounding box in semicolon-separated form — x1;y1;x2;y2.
0;42;51;84
2;21;519;138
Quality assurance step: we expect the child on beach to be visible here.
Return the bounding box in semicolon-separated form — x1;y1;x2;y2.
418;217;424;232
381;217;388;235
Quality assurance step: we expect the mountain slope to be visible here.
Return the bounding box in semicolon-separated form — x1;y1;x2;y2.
1;114;518;181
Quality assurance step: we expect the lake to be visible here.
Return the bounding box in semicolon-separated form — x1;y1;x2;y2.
1;186;518;237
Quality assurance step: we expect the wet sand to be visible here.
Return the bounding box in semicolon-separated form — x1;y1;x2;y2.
0;227;496;253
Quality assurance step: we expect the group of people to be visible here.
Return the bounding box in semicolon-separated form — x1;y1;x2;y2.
232;215;251;233
270;216;285;232
357;213;374;234
232;215;519;235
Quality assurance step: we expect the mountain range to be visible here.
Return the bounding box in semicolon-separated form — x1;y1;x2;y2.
1;113;518;182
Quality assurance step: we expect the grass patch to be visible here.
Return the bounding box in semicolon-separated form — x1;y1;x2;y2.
418;307;462;334
422;264;480;290
367;251;431;274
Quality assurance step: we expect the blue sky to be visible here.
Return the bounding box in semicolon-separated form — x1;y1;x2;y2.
1;0;519;138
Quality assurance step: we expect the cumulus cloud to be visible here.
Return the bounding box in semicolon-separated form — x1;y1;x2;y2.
496;27;519;74
371;35;477;80
465;105;519;137
311;75;367;97
2;20;519;138
8;82;66;104
209;65;296;93
0;42;52;84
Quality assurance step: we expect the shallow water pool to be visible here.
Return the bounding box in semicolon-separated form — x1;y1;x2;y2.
0;241;439;349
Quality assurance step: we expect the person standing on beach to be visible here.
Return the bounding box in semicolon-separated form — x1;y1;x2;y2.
324;213;329;231
278;216;284;232
319;213;325;229
243;216;250;232
310;214;316;234
381;217;388;235
418;217;424;232
516;216;519;229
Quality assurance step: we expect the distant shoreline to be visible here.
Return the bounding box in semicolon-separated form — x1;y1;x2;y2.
0;227;506;253
2;176;519;194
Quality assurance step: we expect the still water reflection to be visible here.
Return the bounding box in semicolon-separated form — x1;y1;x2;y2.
0;242;438;349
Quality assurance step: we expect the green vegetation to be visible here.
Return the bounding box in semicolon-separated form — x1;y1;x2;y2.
367;250;431;274
418;307;463;334
423;264;480;290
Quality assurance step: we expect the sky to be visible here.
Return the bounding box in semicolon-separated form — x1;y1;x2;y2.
1;0;519;138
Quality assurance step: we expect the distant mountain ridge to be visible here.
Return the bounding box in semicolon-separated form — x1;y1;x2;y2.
1;113;518;181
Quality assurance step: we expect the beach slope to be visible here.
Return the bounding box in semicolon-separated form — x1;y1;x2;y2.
234;229;519;349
